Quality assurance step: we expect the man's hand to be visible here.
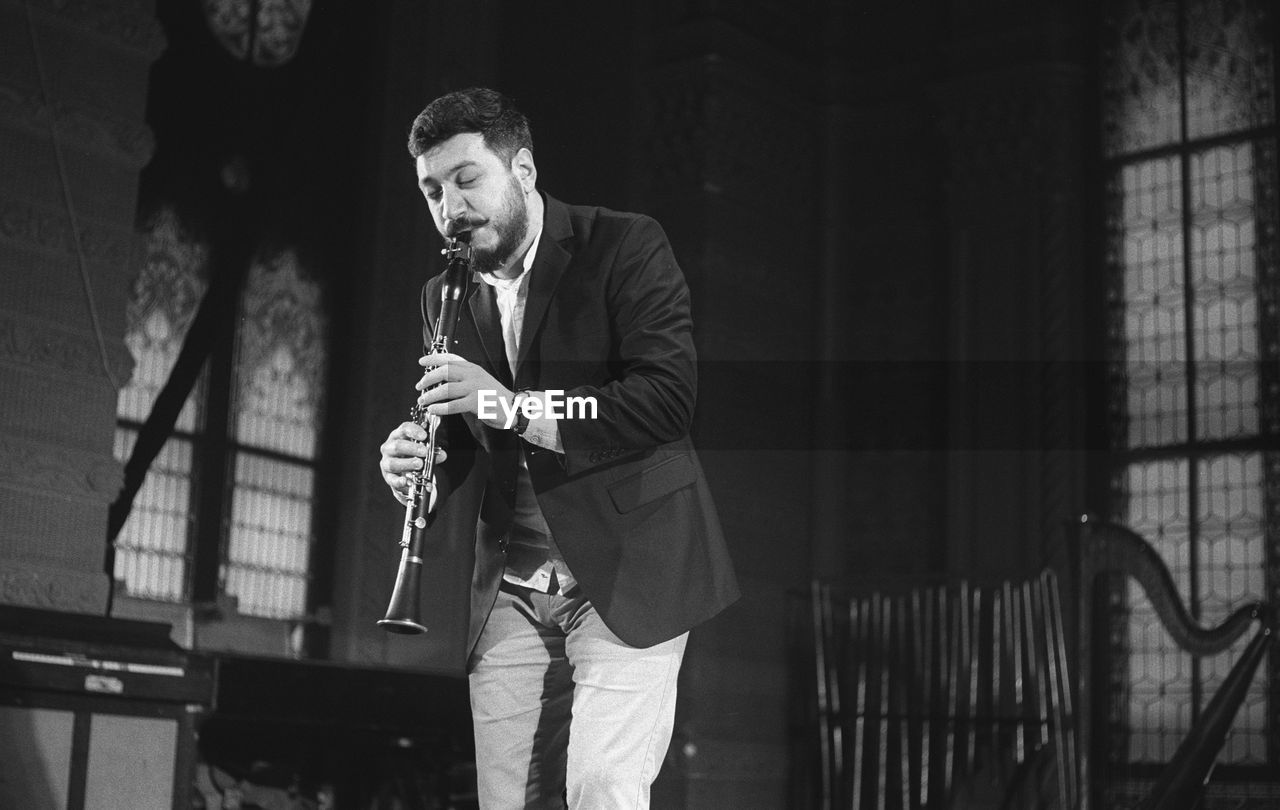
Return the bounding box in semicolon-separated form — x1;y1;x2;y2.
379;421;446;504
416;352;517;430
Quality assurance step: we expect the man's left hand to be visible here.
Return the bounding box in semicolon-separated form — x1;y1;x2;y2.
416;352;516;430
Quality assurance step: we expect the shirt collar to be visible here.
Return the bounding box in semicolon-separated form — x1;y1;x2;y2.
479;223;543;292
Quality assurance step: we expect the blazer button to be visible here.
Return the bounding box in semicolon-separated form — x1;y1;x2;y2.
589;452;600;463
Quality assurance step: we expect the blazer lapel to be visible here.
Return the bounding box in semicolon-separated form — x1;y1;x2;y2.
465;278;512;388
516;195;573;385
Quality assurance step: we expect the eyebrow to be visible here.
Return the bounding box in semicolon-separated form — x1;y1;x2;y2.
420;159;480;187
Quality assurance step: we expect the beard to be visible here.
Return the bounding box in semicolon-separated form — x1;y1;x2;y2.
470;176;530;277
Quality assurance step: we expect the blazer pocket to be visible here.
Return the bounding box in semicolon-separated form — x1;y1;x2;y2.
607;454;697;514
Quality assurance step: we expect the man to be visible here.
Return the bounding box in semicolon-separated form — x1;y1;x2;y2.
378;87;738;809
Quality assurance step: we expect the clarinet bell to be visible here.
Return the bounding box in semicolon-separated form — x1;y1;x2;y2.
377;547;427;634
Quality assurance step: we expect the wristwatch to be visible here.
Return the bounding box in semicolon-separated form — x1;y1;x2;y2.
513;391;530;435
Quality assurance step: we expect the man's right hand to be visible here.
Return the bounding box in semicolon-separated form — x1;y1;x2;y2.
379;421;446;504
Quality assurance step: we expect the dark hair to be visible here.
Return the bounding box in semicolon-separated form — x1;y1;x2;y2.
407;87;533;162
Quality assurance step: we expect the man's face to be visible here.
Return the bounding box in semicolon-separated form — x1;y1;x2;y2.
415;132;533;276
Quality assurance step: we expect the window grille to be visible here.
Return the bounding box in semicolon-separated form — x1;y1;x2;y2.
224;251;327;619
114;208;328;622
1101;0;1278;800
113;207;208;603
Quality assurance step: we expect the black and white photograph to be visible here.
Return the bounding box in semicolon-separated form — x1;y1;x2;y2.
1;0;1278;808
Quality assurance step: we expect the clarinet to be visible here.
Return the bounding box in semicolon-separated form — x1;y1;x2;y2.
377;231;472;634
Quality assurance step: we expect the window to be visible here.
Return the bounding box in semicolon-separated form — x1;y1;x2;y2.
113;207;209;604
1102;0;1277;799
113;205;329;621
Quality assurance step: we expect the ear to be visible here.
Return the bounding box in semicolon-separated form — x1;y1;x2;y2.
510;147;537;194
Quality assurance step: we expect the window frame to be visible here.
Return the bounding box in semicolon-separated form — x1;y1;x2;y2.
1099;0;1280;788
112;207;333;628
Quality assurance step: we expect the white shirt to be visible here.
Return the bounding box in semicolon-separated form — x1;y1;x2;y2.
478;226;576;595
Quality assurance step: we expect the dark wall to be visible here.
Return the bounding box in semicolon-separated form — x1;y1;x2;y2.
329;5;1095;804
155;0;1096;803
493;7;640;210
330;7;835;801
0;0;1101;806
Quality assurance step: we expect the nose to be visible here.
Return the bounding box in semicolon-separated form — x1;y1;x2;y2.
439;186;467;226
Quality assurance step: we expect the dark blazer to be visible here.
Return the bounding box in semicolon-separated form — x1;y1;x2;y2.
420;193;739;660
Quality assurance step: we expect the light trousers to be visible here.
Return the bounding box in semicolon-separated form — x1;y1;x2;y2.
468;582;688;810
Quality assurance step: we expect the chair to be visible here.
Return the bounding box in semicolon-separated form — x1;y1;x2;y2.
793;516;1276;809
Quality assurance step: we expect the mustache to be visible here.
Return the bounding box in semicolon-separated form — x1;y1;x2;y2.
445;215;488;238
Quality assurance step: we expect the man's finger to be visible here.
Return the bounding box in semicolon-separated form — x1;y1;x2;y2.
420;352;465;366
417;382;457;407
426;397;470;417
